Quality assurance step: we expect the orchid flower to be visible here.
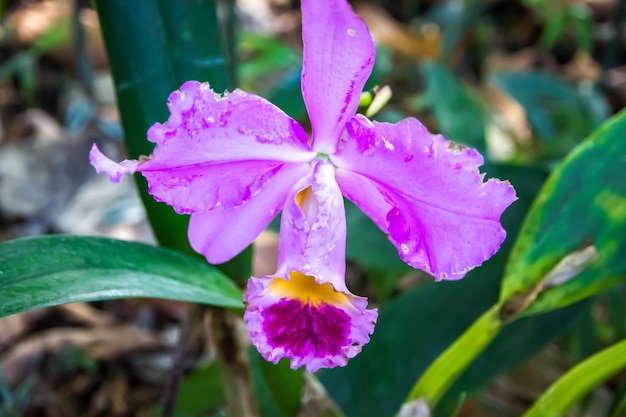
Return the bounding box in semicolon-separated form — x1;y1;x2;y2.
90;0;516;372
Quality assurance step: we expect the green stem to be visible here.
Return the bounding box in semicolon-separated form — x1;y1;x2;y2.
523;338;626;417
404;304;502;409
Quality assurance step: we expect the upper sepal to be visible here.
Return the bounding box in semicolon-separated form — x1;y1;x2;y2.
301;0;375;154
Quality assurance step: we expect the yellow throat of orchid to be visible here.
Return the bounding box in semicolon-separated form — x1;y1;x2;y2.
268;271;348;307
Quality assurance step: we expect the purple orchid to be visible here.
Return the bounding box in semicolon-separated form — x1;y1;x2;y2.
90;0;516;372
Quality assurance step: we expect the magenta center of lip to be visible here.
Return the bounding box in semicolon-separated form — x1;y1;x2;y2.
262;299;350;358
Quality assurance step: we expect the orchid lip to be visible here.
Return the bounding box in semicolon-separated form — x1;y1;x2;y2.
244;271;378;373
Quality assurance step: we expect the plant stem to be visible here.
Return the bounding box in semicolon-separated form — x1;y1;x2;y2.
161;304;208;417
210;307;259;417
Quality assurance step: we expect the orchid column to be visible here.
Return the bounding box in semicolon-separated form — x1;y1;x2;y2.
91;0;516;372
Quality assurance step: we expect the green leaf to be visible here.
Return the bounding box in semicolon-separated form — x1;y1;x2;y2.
0;235;243;318
265;66;308;122
539;11;567;49
570;4;593;53
501;109;626;317
171;362;225;417
238;32;299;90
406;305;502;408
420;61;486;152
424;0;486;57
0;52;37;101
257;356;304;417
522;338;626;417
151;361;226;417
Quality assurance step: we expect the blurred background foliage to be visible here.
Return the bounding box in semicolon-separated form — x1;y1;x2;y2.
0;0;625;416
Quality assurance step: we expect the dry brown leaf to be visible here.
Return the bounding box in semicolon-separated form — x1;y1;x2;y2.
56;303;117;327
563;52;602;83
7;0;107;69
88;372;129;417
0;325;166;387
474;345;612;417
482;84;533;160
253;230;279;278
0;309;47;351
355;2;440;60
485;48;545;73
4;108;62;145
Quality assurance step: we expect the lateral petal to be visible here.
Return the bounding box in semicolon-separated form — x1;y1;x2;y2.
301;0;375;154
188;162;310;264
91;81;316;214
333;115;517;280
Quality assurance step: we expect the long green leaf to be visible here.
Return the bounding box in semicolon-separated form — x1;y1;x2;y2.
258;357;303;417
0;235;242;317
405;305;501;407
501;109;626;317
522;338;626;417
420;61;486;153
93;0;232;253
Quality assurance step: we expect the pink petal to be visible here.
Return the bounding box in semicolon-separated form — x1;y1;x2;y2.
89;144;139;183
142;159;287;215
276;160;348;293
244;271;377;373
188;162;310;264
301;0;375;154
138;81;315;213
333;115;517;280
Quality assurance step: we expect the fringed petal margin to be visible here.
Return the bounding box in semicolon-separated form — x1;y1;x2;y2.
333;115;517;280
90;81;316;214
89;144;139;183
244;271;377;373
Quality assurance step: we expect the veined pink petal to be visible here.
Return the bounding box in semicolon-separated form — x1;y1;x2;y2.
149;81;314;162
141;81;315;213
244;271;377;373
277;159;348;292
91;81;317;214
142;159;288;214
301;0;375;154
89;144;139;183
333;115;517;280
188;162;310;264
